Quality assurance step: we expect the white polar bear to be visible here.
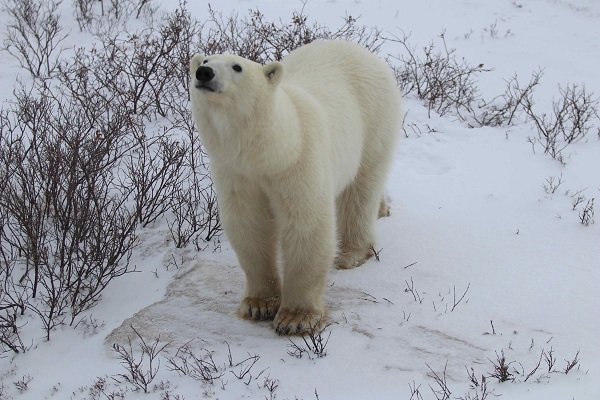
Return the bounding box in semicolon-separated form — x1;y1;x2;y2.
189;40;401;335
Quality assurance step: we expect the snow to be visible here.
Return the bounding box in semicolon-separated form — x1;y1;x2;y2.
1;0;598;399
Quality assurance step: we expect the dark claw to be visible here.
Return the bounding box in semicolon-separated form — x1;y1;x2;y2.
276;324;291;335
248;306;253;318
295;324;303;334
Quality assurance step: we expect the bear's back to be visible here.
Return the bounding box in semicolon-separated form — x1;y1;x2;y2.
281;39;400;150
281;40;399;128
279;40;401;195
282;40;395;99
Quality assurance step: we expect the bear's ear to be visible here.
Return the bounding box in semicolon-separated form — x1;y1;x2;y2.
263;62;284;86
190;54;205;75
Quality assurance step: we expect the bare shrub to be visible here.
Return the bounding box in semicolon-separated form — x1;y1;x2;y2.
167;344;225;384
570;189;587;210
160;391;185;400
543;173;564;195
168;174;221;249
1;0;69;78
472;69;543;127
125;130;187;227
198;4;384;64
491;346;585;385
13;375;32;393
261;375;279;400
579;199;595;226
404;276;424;304
563;350;580;374
451;283;470;312
388;31;597;155
0;80;139;339
64;1;199;121
59;1;221;245
0;300;27;355
73;0;157;34
488;350;515;382
432;346;582;400
389;30;598;160
74;314;106;337
286;321;332;359
427;362;451;400
112;326;169;393
0;196;28;355
91;30;182;119
230;354;261;385
160;4;221;243
161;0;203;104
0;4;222;347
72;0;95;30
164;70;221;248
388;31;491;119
165;119;221;249
459;367;490;400
408;381;425;400
84;376;128;400
524;83;600;161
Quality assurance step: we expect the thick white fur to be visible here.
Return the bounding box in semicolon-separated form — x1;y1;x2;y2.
189;40;401;335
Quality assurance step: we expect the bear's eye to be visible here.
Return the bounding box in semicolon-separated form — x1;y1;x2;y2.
202;59;208;64
232;64;242;72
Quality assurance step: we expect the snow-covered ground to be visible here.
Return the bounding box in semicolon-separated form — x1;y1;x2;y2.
1;0;598;399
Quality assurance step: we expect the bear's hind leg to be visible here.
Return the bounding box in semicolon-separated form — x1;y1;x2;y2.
336;168;388;269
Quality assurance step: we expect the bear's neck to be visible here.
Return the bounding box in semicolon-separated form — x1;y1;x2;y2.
206;88;303;176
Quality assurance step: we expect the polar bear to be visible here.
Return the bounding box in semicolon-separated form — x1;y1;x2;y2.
189;40;401;335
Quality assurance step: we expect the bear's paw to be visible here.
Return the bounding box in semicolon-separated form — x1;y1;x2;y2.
378;198;391;219
335;247;375;270
274;308;327;335
238;296;280;321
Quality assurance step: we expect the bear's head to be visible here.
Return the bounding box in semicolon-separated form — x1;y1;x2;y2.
189;53;284;112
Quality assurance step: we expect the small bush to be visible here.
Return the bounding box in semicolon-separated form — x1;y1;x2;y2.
0;80;139;339
125;130;188;227
388;31;491;119
472;69;543;127
389;31;599;163
0;0;223;344
112;326;169;393
459;368;490;400
524;83;600;162
13;375;32;394
0;299;27;355
579;199;595;226
426;362;451;400
1;0;69;78
488;350;515;382
60;14;195;121
198;4;384;64
73;0;157;34
167;345;225;384
287;321;332;359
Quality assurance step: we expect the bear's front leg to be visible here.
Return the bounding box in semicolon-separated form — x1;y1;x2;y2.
214;174;282;321
270;194;336;335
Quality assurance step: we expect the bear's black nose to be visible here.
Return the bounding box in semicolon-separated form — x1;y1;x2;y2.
196;66;214;82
